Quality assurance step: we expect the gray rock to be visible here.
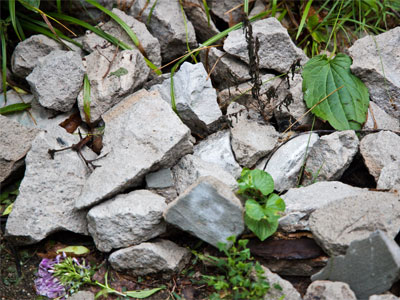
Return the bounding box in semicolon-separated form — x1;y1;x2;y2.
228;102;278;167
193;130;242;178
26;50;85;112
304;281;357;300
146;168;174;189
208;0;244;24
172;154;238;195
5;127;95;244
130;0;197;62
249;0;267;18
164;176;244;247
363;102;400;131
69;291;95;300
260;266;302;300
348;27;400;119
280;181;365;232
87;190;167;252
370;294;400;300
360;131;400;181
0;116;40;184
312;230;400;300
148;187;178;204
303;131;359;185
150;62;221;136
77;48;150;123
257;133;319;192
309;191;400;255
109;239;191;277
75;89;193;209
378;161;400;191
224;18;308;73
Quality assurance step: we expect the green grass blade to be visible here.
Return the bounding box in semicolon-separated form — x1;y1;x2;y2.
202;0;210;26
296;0;313;40
147;0;158;24
271;0;278;17
83;74;91;124
244;0;249;16
9;0;22;40
0;25;7;104
179;0;196;63
15;17;26;40
56;0;61;13
0;103;31;115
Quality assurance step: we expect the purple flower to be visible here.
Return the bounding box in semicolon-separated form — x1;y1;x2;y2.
35;256;66;299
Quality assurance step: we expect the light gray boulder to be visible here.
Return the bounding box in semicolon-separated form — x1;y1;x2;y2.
146;168;174;189
75;89;193;209
130;0;197;62
26;50;85;112
249;0;267;18
360;131;400;181
87;190;167;252
5;127;96;244
109;239;191;277
77;47;150;123
257;133;319;192
348;27;400;119
377;161;400;191
304;281;357;300
172;154;238;195
280;181;365;232
193;130;241;178
363;102;400;131
260;266;302;300
150;62;221;136
224;18;308;73
207;0;244;24
312;230;400;300
164;176;244;248
69;291;95;300
309;191;400;255
370;294;400;300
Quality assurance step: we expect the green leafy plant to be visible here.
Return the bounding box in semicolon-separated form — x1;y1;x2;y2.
238;169;285;241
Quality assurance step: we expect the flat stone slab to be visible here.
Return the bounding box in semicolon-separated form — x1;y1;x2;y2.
146;168;174;189
304;281;357;300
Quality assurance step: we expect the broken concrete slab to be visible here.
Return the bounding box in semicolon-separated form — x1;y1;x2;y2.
146;168;174;189
304;281;357;300
377;161;400;191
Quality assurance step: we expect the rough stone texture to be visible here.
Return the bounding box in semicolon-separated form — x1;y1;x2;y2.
257;133;319;192
377;161;400;191
309;191;400;256
280;181;365;232
149;187;178;204
68;291;95;300
360;131;400;181
370;294;400;300
76;90;193;209
249;0;267;18
304;281;357;300
109;239;191;277
146;168;174;189
208;0;244;24
260;266;303;300
193;130;241;178
364;102;400;131
312;230;400;300
224;18;308;73
348;27;400;119
130;0;197;62
150;62;221;136
228;102;278;167
5;127;95;245
87;190;167;252
77;48;150;123
164;176;244;247
0;115;40;184
260;256;329;277
26;50;84;112
303;131;359;185
172;154;238;195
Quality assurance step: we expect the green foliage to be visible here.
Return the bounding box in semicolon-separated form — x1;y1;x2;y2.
195;236;270;300
0;180;20;216
0;102;31;115
302;53;369;130
238;169;285;241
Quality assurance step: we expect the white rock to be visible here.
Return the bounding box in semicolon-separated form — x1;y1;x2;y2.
304;281;357;300
377;161;400;191
68;291;95;300
370;294;400;300
146;168;174;189
260;266;303;300
363;102;400;131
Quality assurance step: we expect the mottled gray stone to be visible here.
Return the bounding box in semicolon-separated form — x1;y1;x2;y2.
69;291;95;300
76;90;193;209
363;102;400;131
260;266;302;300
370;294;400;300
26;50;84;112
146;168;174;189
224;18;308;73
109;239;191;277
164;176;244;247
249;0;267;18
360;131;400;181
312;230;400;300
304;281;357;300
194;130;241;178
377;161;400;191
280;181;365;232
208;0;244;24
309;191;400;255
148;187;178;204
87;190;167;252
172;154;238;195
348;27;400;119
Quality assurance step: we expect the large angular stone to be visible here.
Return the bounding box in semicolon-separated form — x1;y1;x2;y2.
164;176;244;247
309;191;400;255
304;281;357;300
208;0;244;25
26;50;85;112
377;161;400;191
77;48;150;123
363;102;400;131
172;154;238;195
109;239;190;277
360;131;400;181
280;181;365;232
256;133;319;192
5;127;95;245
260;266;302;300
87;190;167;252
348;27;400;119
130;0;197;62
224;18;308;73
312;230;400;300
75;90;193;209
151;62;221;135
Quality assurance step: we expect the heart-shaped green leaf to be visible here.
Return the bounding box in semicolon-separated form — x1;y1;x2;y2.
265;193;285;212
56;246;90;255
238;169;274;196
244;214;278;241
245;199;265;221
